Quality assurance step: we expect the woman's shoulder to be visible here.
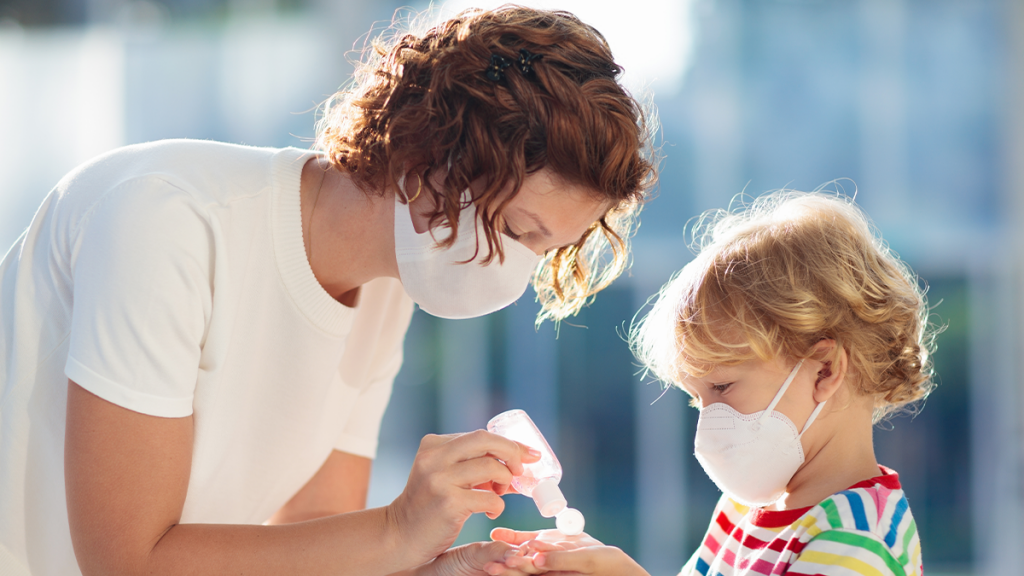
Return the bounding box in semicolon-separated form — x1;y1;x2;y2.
48;140;313;236
55;139;306;206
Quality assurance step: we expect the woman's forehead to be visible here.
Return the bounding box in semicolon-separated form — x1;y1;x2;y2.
514;173;608;238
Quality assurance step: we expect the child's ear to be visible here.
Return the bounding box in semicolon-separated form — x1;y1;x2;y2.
809;339;848;403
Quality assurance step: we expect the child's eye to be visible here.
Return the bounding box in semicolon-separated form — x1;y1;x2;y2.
502;221;522;241
711;382;733;393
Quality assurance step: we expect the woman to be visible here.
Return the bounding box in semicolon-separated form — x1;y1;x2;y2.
0;6;656;576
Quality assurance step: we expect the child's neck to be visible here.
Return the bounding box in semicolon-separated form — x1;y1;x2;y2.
768;404;880;511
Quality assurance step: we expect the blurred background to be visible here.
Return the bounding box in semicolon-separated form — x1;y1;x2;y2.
1;0;1020;574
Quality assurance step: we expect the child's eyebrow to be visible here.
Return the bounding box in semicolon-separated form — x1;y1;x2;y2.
673;382;702;408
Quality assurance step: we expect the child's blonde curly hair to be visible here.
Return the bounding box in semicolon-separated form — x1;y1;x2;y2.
631;190;939;422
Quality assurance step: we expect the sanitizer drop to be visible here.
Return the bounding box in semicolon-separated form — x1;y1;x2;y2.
487;409;586;536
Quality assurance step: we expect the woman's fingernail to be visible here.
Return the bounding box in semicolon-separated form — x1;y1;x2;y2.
527;448;542;458
535;554;546;567
504;548;520;560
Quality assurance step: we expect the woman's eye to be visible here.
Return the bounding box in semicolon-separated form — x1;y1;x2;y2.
711;383;733;393
502;222;522;241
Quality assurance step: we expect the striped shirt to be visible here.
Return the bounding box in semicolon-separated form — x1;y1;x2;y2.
680;467;922;576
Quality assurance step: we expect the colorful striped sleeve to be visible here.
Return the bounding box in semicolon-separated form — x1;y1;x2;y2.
785;529;906;576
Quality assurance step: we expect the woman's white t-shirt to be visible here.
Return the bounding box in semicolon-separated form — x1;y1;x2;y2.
0;139;414;576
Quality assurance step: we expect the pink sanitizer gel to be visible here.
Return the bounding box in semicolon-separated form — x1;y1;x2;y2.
487;409;586;535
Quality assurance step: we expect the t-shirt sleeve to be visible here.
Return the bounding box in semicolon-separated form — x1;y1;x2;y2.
65;177;212;418
786;529;910;576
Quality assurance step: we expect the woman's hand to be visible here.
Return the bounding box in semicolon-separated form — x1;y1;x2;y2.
386;431;541;564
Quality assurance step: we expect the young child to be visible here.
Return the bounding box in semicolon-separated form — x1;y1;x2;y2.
488;191;936;576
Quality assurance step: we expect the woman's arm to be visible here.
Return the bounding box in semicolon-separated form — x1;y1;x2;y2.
65;380;405;575
268;450;372;524
65;380;534;576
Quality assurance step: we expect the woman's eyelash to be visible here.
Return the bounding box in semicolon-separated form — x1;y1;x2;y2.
503;222;522;241
711;382;733;393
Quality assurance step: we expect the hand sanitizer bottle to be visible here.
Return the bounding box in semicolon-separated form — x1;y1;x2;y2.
487;409;586;536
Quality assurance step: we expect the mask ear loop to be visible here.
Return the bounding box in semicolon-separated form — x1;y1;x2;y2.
798;399;827;437
756;359;805;425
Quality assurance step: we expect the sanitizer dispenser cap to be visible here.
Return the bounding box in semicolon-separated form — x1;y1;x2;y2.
556;507;585;536
532;478;568;518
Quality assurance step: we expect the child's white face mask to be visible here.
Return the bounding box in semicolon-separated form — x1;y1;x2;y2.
693;359;827;507
394;192;541;319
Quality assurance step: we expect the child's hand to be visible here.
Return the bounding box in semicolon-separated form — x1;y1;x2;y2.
526;545;651;576
488;528;648;575
491;527;602;551
488;528;601;574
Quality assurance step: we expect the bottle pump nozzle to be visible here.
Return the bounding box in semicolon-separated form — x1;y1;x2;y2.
533;478;585;536
531;478;567;517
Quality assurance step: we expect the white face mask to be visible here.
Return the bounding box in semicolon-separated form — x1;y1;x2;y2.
693;359;827;507
394;192;541;319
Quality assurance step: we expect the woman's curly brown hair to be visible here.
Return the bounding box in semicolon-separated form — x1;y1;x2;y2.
631;190;941;422
316;4;658;322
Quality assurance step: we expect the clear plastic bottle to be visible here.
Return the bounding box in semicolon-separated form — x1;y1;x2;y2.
487;409;585;535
